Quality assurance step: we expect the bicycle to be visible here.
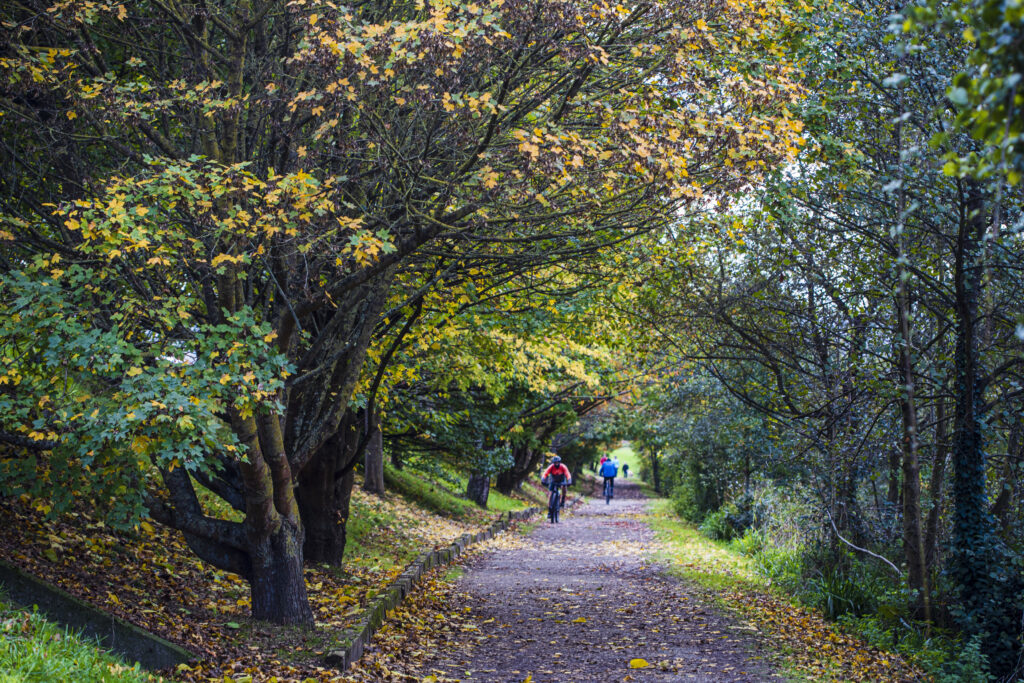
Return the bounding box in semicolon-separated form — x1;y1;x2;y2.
547;483;561;523
603;477;614;504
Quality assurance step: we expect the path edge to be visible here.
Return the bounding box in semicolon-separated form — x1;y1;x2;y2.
323;506;541;670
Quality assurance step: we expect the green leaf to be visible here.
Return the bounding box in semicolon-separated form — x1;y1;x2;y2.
948;87;969;106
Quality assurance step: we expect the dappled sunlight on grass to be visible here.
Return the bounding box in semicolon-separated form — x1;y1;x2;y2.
647;499;763;589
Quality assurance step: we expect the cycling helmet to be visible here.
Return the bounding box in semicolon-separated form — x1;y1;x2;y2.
551;455;561;463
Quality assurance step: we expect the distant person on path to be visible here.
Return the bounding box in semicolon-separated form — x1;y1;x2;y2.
541;456;572;508
622;463;629;478
599;457;619;498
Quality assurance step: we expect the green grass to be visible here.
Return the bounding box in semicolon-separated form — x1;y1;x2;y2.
486;488;531;513
342;491;416;572
607;443;644;483
0;596;167;683
442;566;465;581
382;465;530;519
516;479;550;507
646;499;767;592
383;465;479;519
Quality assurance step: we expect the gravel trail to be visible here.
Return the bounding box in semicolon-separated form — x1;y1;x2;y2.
411;478;780;682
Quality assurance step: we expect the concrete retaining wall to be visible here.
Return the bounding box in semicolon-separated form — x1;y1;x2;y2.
0;559;195;671
0;500;567;674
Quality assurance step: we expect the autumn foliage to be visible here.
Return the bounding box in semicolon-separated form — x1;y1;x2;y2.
0;0;806;625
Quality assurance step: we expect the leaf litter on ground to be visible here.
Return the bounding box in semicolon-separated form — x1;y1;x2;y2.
0;481;532;682
647;502;925;682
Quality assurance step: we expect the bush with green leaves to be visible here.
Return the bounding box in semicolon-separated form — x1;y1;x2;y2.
670;478;704;523
699;507;737;541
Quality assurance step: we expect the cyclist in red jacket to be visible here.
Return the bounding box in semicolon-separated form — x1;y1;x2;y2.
541;456;572;508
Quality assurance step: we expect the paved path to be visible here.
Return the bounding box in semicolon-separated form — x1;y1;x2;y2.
412;479;779;682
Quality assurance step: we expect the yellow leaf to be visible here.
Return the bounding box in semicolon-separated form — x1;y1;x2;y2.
628;658;649;669
126;367;143;377
219;373;231;385
572;617;586;623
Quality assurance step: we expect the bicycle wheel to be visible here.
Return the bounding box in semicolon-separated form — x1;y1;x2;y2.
549;491;559;523
605;481;611;504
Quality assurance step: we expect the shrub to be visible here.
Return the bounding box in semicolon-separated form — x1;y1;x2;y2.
668;458;724;523
752;543;804;591
804;565;878;620
934;634;991;683
724;494;767;537
731;527;766;556
671;479;704;523
699;507;735;541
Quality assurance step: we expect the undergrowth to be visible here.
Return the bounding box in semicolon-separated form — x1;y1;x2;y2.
654;493;995;681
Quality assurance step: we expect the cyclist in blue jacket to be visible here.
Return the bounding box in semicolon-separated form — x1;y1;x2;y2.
599;458;619;498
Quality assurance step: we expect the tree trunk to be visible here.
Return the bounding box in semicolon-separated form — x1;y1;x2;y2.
949;183;1018;676
896;288;930;622
362;410;385;496
925;398;949;569
651;452;662;495
149;459;313;626
288;272;394;561
248;519;314;624
297;413;360;565
496;445;537;494
495;467;516;495
950;186;991;569
466;473;490;508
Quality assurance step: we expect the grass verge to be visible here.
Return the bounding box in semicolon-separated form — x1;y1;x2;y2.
383;465;533;521
0;595;166;683
646;499;924;682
